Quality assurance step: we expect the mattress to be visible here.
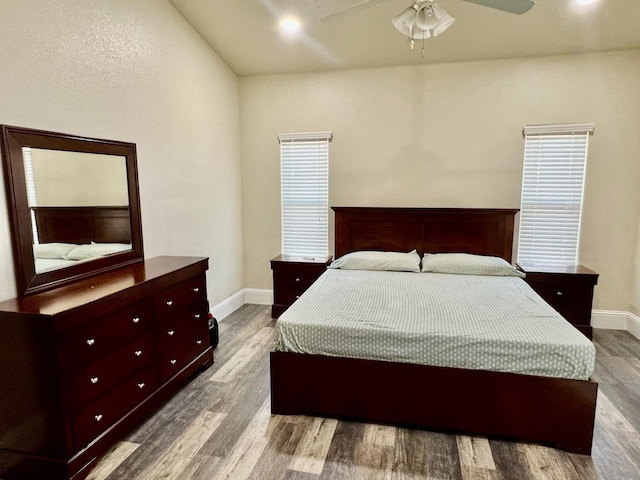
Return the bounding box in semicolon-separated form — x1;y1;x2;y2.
275;269;596;380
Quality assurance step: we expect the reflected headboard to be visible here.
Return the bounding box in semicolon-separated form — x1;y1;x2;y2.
332;207;519;262
32;206;131;244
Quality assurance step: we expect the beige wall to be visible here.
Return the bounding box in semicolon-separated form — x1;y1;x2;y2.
0;0;243;303
240;50;640;312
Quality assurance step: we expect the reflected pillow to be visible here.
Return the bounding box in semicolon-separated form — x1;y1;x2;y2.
33;243;78;260
64;243;131;260
421;253;525;277
329;251;421;272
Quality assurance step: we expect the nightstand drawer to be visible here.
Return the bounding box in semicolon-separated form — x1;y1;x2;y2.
273;265;325;289
530;283;593;325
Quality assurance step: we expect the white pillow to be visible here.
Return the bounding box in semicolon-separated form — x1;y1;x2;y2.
64;243;131;260
329;251;421;273
33;243;78;259
421;253;525;278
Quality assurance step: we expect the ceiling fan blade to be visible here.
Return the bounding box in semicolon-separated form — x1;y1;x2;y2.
460;0;535;14
319;0;390;22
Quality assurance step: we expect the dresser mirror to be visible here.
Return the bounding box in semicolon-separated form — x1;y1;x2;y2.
1;125;144;296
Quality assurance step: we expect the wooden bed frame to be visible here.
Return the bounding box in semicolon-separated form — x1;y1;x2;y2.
32;206;131;244
270;207;598;455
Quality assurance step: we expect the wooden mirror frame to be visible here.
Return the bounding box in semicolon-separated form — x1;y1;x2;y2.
1;125;144;296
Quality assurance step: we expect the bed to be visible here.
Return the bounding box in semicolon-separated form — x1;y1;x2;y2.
270;207;598;455
31;206;132;273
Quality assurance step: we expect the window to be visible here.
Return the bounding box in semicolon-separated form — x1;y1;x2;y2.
517;123;594;267
278;131;331;257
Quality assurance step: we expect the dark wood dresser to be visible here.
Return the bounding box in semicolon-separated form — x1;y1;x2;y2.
0;256;213;480
518;263;598;339
270;254;332;318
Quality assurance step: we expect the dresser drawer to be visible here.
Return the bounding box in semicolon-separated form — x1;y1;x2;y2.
154;275;207;321
158;327;210;382
156;301;209;351
61;299;153;368
73;364;158;450
67;333;155;411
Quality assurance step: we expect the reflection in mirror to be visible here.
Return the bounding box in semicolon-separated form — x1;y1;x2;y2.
23;148;132;274
1;124;144;296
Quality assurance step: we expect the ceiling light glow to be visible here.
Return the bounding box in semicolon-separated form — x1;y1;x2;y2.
575;0;599;5
280;17;301;33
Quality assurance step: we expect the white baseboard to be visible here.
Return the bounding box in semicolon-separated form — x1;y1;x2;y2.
212;292;640;342
210;288;273;321
592;309;640;340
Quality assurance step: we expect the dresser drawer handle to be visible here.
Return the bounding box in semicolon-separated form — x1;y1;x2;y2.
94;414;103;422
194;313;201;319
557;291;563;296
134;350;143;357
193;287;200;293
86;338;96;346
170;359;177;365
168;330;175;336
90;376;99;384
132;316;141;324
166;300;173;306
137;382;146;389
196;339;203;345
295;277;300;282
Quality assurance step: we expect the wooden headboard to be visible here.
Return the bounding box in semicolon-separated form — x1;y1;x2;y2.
332;207;519;262
32;206;131;244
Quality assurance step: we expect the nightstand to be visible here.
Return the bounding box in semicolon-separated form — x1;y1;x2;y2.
270;254;333;318
518;263;598;339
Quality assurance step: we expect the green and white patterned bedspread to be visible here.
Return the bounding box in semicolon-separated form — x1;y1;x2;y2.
274;269;595;380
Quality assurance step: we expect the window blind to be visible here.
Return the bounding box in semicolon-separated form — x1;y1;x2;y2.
279;131;331;257
517;123;594;267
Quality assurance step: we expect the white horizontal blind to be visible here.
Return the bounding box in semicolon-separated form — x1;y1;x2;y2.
517;123;594;267
279;131;331;257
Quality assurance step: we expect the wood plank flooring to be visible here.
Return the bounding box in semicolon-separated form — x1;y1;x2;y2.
87;305;640;480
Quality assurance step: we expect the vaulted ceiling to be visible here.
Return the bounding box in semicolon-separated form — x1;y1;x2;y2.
169;0;640;76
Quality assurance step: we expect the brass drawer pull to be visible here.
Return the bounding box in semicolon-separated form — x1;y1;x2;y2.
94;414;103;422
132;316;141;324
168;330;175;336
86;338;96;346
137;382;146;389
90;376;99;384
170;359;177;365
193;287;200;293
134;350;143;357
166;300;173;306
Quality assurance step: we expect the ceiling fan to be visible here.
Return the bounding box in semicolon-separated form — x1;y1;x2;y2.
319;0;535;55
321;0;536;22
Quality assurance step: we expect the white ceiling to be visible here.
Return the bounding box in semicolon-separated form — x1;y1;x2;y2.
168;0;640;77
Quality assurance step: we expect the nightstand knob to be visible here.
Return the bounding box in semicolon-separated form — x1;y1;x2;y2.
90;376;99;384
193;287;200;293
86;338;96;346
94;414;103;422
194;313;201;319
170;359;177;365
295;277;300;282
168;330;175;336
166;300;173;306
557;291;563;296
134;350;143;357
132;316;141;324
196;339;203;345
137;382;146;389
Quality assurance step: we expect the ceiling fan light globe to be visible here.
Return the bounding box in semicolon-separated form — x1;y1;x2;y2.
392;5;419;36
432;7;455;36
414;6;439;31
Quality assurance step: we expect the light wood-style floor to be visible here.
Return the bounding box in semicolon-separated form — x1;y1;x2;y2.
88;304;640;480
